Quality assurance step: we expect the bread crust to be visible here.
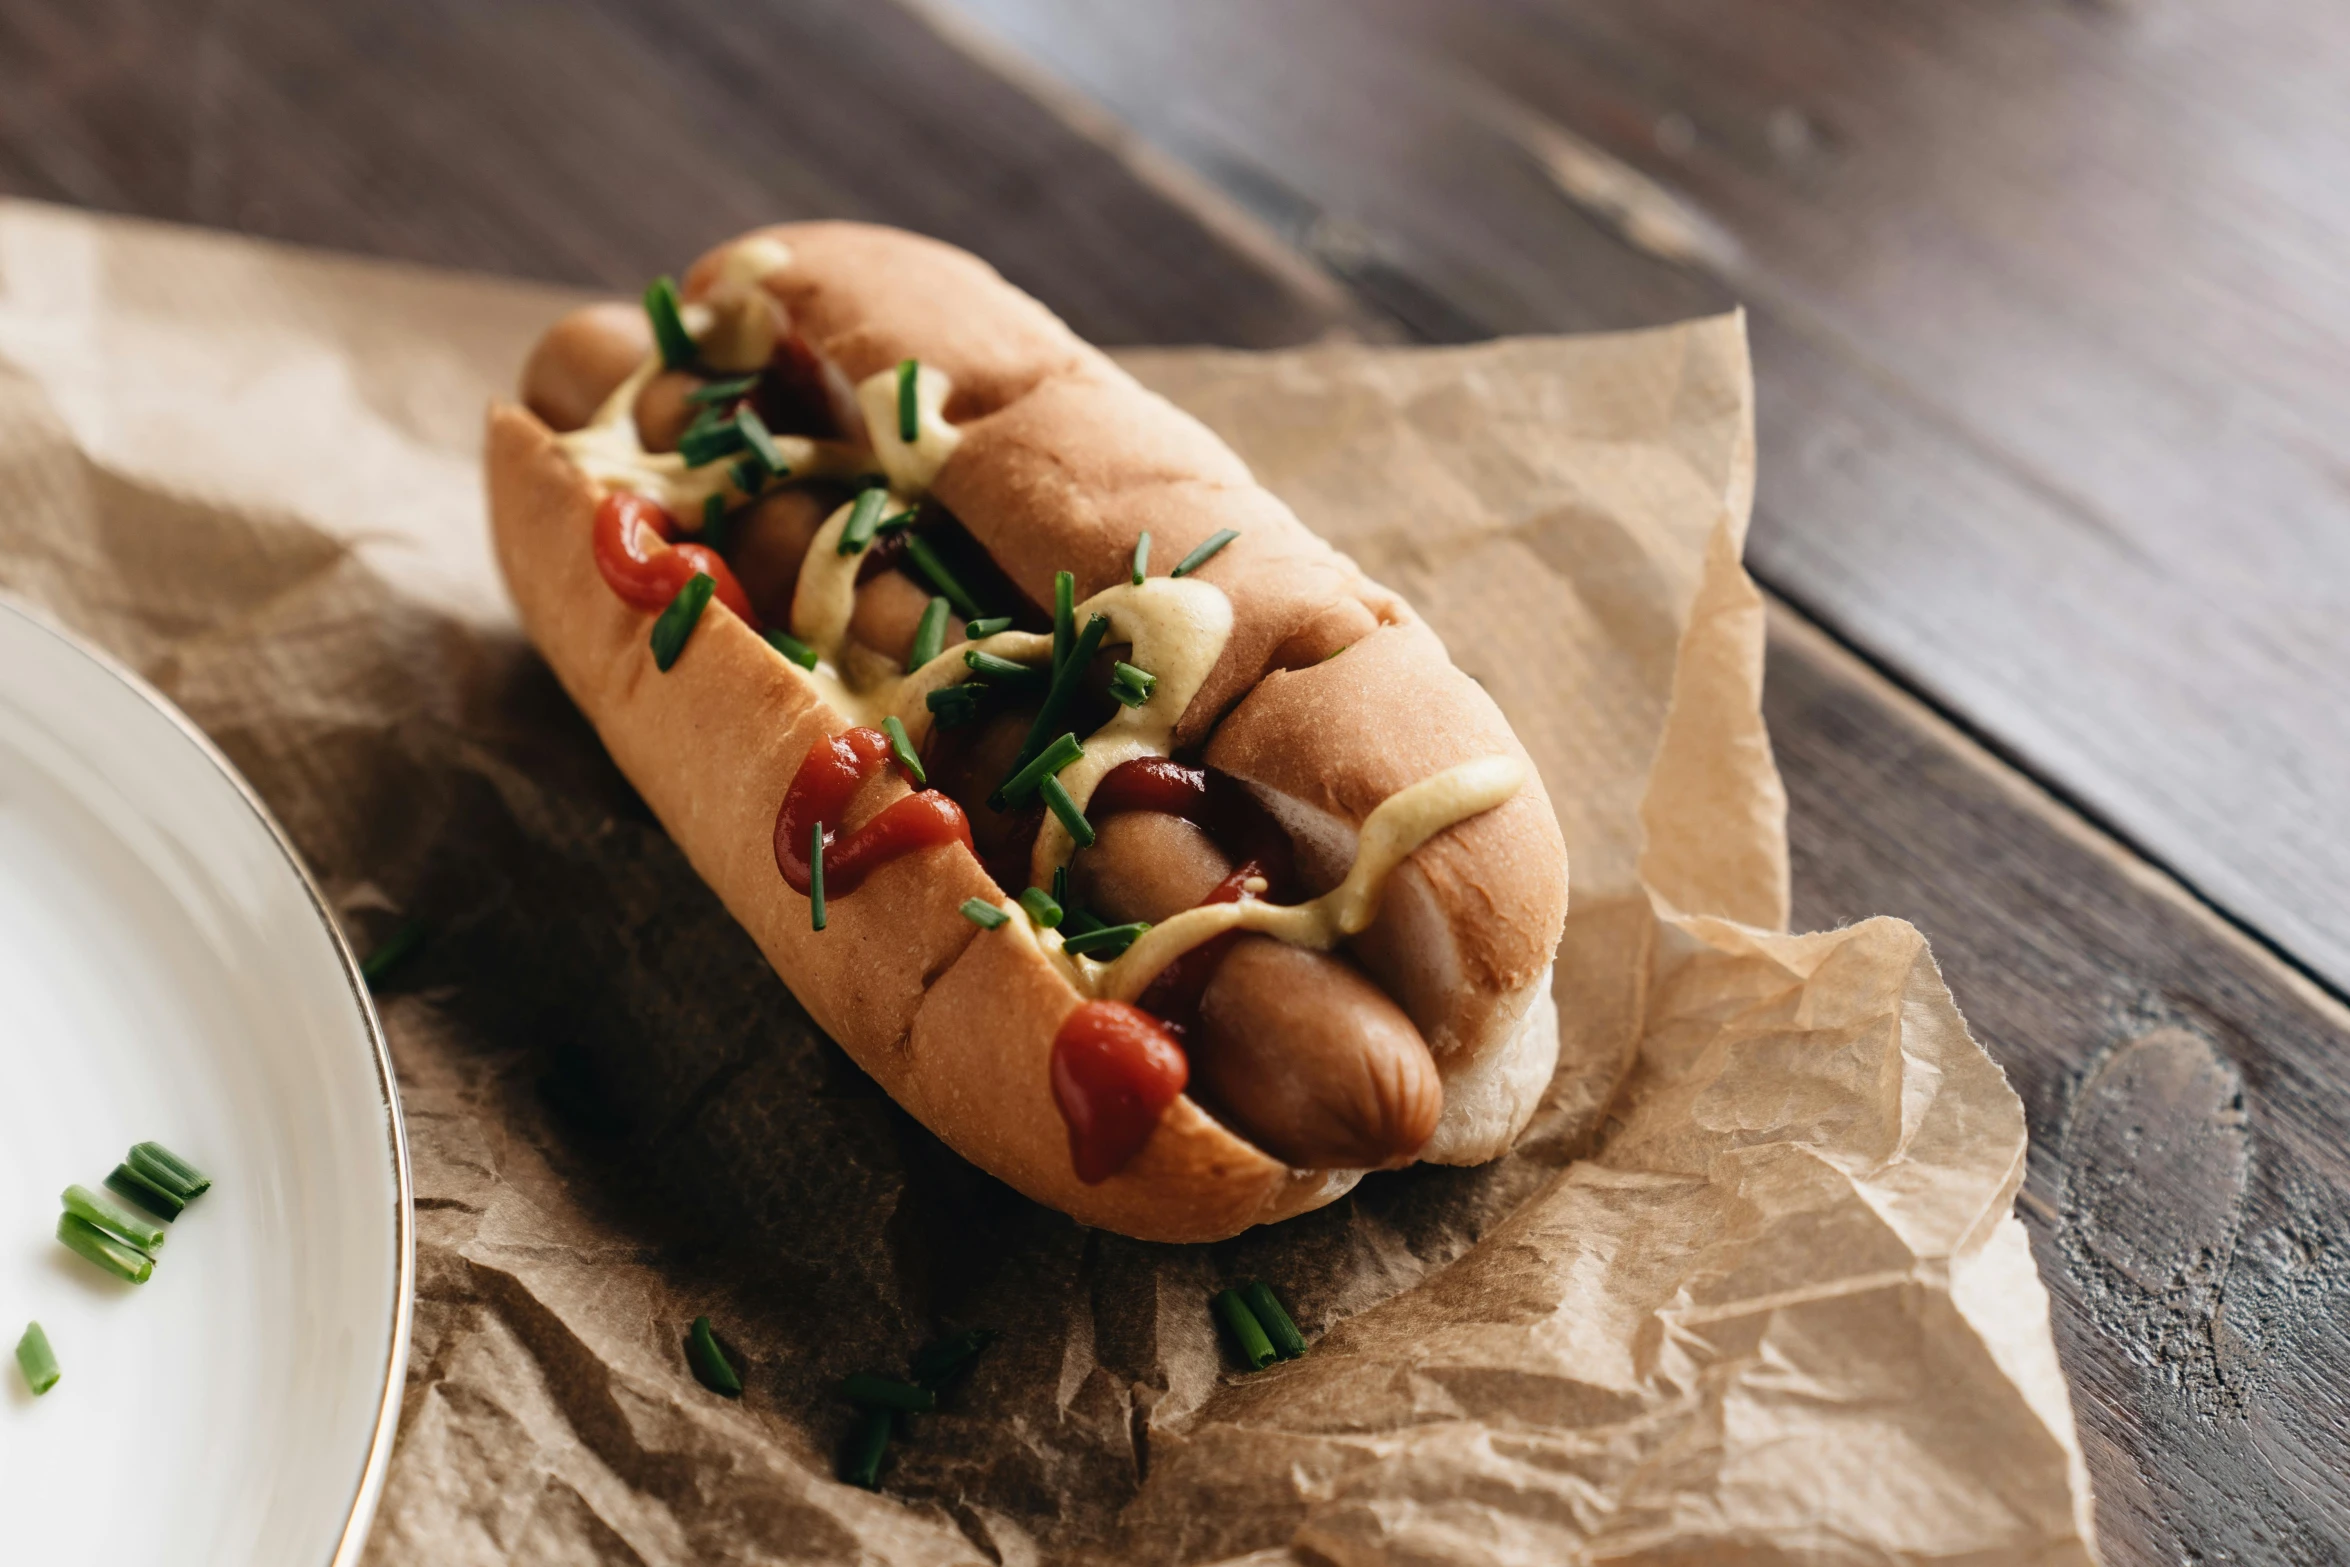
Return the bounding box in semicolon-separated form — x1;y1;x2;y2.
489;222;1570;1238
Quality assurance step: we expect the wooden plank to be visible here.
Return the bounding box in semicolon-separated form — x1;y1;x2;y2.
1767;604;2350;1563
0;0;1359;347
938;0;2350;997
5;0;2348;1557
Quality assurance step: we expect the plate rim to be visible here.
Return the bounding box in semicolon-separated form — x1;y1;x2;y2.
0;593;415;1566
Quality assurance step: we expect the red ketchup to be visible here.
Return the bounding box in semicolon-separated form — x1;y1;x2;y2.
592;492;756;624
1051;1001;1189;1184
773;727;974;899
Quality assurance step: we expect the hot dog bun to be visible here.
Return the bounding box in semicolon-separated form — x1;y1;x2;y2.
487;222;1568;1241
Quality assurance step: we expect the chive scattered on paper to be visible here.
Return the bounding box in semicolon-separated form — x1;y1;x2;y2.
842;1407;892;1490
650;573;716;672
1171;528;1239;578
911;1328;998;1388
643;275;696;370
960;898;1009;930
1242;1281;1306;1360
686;1316;743;1398
15;1322;58;1396
57;1214;153;1285
842;1373;937;1413
63;1184;164;1253
895;358;921;445
882;715;927;785
764;629;819;670
1211;1289;1275;1370
907;597;951;673
809;821;827;932
361;919;427;987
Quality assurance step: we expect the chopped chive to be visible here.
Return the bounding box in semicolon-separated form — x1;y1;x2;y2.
837;487;888;556
895;358;921;444
643;275;696;370
15;1322;58;1395
1059;919;1144;958
677;416;747;468
1041;776;1095;847
127;1145;206;1202
686;1316;743;1397
651;573;717;671
842;1406;892;1489
960;898;1009;930
963;649;1047;687
1053;570;1075;671
963;615;1013;639
1132;531;1151;585
1059;906;1105;938
911;1327;999;1387
63;1184;165;1252
1109;660;1157;708
907;597;950;672
684;373;758;406
764;629;819;670
1171;528;1239;578
736;405;784;478
881;715;927;785
1212;1289;1276;1370
728;453;770;497
679;402;728;447
875;507;920;535
105;1163;184;1222
701;492;732;553
901;532;983;620
1002;613;1109;791
926;685;985;728
1050;863;1068;909
842;1373;937;1413
995;731;1084;809
57;1214;152;1285
1242;1281;1306;1360
361;919;428;986
809;821;827;932
1018;887;1064;929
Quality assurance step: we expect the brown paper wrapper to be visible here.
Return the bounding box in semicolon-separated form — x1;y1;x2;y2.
0;199;2096;1564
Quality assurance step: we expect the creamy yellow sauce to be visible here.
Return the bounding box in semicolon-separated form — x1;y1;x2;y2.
983;753;1527;1001
552;236;1526;992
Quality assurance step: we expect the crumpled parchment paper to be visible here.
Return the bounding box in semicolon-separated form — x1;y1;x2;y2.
0;198;2097;1565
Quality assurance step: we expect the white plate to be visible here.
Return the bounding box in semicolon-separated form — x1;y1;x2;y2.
0;600;410;1564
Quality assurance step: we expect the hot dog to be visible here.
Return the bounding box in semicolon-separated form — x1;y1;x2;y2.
488;223;1568;1241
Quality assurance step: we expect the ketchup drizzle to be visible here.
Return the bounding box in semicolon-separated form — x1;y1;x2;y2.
1050;1001;1188;1184
773;727;974;901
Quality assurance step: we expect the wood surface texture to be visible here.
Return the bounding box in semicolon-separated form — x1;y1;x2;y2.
947;0;2350;1002
3;0;2345;1560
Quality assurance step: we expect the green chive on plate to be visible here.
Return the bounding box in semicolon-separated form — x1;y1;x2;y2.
0;599;410;1566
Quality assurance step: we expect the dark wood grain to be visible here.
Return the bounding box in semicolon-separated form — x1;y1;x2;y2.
941;0;2350;1002
1770;608;2350;1564
4;0;2347;1560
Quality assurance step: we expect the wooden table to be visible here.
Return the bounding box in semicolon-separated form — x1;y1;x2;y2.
6;2;2346;1559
